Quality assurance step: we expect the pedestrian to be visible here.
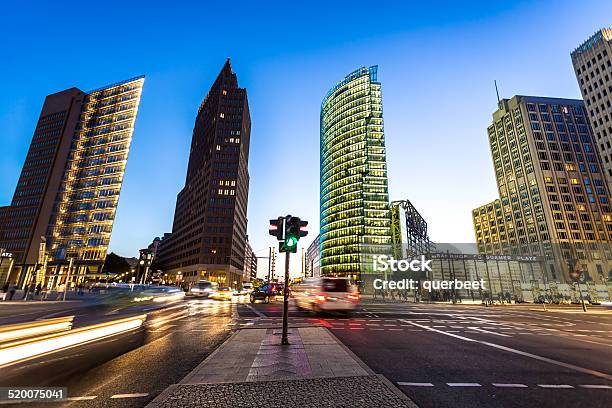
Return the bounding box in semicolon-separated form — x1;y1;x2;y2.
35;282;42;295
8;284;16;301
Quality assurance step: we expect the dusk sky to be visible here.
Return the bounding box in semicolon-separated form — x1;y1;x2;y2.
1;1;611;275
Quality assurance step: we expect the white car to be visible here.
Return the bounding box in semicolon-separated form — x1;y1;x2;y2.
188;280;216;297
292;277;360;314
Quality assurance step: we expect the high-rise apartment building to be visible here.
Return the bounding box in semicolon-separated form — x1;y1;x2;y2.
156;60;251;287
0;77;144;287
319;66;392;281
571;28;612;190
472;96;612;283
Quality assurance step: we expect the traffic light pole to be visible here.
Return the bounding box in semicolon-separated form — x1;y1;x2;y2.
281;250;290;345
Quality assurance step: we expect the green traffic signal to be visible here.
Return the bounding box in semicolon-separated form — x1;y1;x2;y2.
285;236;298;249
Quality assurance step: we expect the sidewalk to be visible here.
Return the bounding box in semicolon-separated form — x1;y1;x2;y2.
147;326;418;407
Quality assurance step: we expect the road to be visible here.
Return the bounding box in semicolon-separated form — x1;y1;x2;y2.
244;300;612;408
0;298;241;407
2;297;610;407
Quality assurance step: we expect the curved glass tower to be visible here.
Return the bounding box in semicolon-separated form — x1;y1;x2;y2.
320;66;392;279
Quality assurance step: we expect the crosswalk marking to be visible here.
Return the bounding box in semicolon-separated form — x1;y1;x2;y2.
447;383;481;387
492;383;528;388
397;382;434;387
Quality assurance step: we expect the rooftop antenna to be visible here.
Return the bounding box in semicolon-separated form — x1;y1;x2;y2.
494;80;500;103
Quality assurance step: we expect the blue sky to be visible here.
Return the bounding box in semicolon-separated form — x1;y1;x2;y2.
1;1;611;275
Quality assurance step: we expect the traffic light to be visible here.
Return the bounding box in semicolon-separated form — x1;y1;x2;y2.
271;215;308;253
280;216;308;253
269;217;285;240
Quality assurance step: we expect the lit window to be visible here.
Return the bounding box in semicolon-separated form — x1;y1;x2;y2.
570;178;579;184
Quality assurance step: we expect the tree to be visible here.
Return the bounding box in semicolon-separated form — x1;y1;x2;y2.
103;252;132;275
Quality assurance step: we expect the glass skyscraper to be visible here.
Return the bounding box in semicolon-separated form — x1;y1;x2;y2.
320;66;392;280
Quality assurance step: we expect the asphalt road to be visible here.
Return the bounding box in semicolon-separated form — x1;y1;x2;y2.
1;298;239;408
2;297;610;408
244;300;612;408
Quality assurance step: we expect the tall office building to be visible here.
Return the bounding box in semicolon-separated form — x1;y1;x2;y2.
571;28;612;190
0;76;145;286
305;234;321;278
472;96;612;283
156;60;251;287
319;66;392;281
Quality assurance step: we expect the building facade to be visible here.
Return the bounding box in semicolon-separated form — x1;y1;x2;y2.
156;60;251;288
571;28;612;190
319;66;392;281
0;77;144;287
305;234;321;278
472;96;612;283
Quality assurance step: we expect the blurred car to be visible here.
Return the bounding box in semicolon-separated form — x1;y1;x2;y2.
249;283;280;303
187;280;216;298
210;287;232;301
292;277;359;314
233;287;249;296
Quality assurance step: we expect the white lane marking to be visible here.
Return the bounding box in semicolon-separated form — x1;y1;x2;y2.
64;396;98;401
400;320;612;382
492;383;528;388
110;393;149;398
579;384;612;389
447;383;481;387
468;327;511;337
538;384;574;388
398;382;434;387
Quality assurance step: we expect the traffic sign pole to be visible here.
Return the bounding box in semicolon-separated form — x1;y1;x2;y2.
281;250;290;345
